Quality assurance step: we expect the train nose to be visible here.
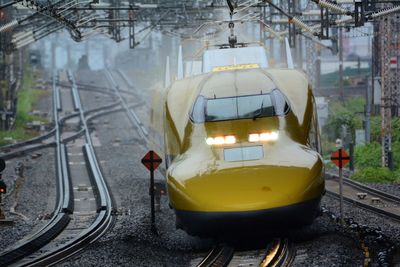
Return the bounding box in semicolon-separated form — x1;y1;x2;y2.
167;158;323;212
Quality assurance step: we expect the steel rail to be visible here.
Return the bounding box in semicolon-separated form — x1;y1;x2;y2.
0;100;122;159
325;190;400;222
20;71;115;266
104;68;149;143
0;71;117;266
326;172;400;222
0;74;72;266
196;244;234;267
56;81;136;96
260;238;295;267
196;239;295;267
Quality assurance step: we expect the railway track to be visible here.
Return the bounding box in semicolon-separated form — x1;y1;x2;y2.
325;171;400;266
0;79;131;159
0;71;117;266
325;171;400;222
194;239;295;267
104;68;149;143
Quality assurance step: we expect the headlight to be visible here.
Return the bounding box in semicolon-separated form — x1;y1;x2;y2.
248;131;279;142
206;135;236;145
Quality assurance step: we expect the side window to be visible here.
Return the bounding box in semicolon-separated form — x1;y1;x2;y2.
271;89;290;116
190;95;206;123
307;101;321;152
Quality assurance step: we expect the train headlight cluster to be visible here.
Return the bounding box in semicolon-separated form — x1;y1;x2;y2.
248;131;279;142
206;135;236;145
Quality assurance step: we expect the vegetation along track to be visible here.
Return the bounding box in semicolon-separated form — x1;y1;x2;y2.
195;239;295;267
0;77;135;159
0;71;119;266
325;171;400;222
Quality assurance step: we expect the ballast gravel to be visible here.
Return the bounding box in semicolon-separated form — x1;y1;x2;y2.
0;148;56;253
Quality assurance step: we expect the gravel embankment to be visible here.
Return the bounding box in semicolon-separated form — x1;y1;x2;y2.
0;148;56;252
365;182;400;198
319;195;399;266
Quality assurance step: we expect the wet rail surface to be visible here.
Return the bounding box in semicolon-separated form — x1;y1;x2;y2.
192;239;295;267
0;71;115;266
325;172;400;222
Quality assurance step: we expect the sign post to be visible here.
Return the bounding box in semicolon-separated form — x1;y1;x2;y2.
331;148;350;226
141;151;162;234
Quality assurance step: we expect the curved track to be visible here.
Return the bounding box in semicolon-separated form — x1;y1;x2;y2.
195;239;295;267
104;68;149;143
0;71;116;266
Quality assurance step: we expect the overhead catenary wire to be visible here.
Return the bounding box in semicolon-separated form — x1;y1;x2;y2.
265;0;319;36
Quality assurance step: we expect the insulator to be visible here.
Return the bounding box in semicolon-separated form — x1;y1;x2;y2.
290;17;318;35
0;20;18;33
334;17;354;25
12;31;33;42
264;26;281;39
316;0;351;15
370;5;400;19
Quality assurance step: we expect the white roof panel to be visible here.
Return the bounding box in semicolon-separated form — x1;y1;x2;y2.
202;46;268;73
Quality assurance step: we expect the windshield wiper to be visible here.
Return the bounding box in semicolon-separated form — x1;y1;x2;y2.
252;101;264;120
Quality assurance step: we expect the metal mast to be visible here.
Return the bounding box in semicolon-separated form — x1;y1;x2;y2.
379;13;400;168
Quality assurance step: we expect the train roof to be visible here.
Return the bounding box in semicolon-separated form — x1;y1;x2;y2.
199;68;276;98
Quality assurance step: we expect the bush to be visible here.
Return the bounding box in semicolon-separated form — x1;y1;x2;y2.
354;142;382;169
351;167;396;183
322;97;365;142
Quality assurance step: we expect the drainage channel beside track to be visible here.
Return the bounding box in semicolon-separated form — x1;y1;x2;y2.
0;71;115;266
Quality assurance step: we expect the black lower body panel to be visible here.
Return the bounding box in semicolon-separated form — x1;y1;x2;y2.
175;197;321;236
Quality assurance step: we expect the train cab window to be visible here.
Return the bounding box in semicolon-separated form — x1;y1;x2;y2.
237;94;274;119
206;97;238;121
190;90;290;123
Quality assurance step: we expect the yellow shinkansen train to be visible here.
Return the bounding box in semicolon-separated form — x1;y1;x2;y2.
153;44;325;236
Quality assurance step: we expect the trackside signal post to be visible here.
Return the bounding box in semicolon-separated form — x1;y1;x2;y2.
141;150;162;234
0;158;6;220
331;148;350;226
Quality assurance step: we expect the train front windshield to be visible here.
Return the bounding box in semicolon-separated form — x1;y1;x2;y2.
190;90;289;123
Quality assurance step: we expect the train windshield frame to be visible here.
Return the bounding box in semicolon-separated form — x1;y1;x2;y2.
190;89;290;123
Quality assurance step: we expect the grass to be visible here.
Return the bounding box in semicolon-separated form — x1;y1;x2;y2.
350;167;400;183
0;67;49;145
